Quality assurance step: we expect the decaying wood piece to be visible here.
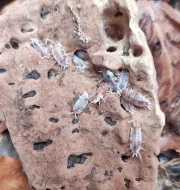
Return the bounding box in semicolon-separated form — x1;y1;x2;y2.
0;0;164;189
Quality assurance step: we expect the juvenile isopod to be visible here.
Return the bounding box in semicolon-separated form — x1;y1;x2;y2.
129;120;144;160
30;38;49;59
49;40;69;69
91;84;109;105
72;55;85;71
74;49;89;60
72;92;89;119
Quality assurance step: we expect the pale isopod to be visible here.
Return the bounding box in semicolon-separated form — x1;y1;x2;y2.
117;70;129;93
50;41;69;69
72;92;89;119
72;55;85;71
129;120;144;160
30;38;49;59
122;88;151;110
91;84;109;104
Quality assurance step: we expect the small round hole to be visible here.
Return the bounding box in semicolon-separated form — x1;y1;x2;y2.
106;46;117;52
10;40;19;49
121;155;130;162
133;45;143;57
4;44;11;49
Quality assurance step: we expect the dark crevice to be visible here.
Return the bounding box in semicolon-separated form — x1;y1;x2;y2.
10;40;19;49
0;69;6;73
0;0;16;11
29;105;40;110
135;178;143;182
124;178;131;188
22;91;36;98
26;70;40;80
8;82;15;85
67;153;92;168
47;69;58;79
117;167;122;172
33;140;53;150
72;128;79;133
106;46;117;52
21;28;34;33
101;130;108;136
49;117;59;123
72;118;79;124
115;11;123;17
133;45;143;57
40;8;50;19
121;155;131;162
104;117;116;126
60;186;65;190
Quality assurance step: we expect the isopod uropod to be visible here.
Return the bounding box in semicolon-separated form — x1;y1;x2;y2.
30;38;49;59
129;120;144;160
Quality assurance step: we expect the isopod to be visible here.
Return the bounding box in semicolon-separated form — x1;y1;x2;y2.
122;88;151;110
72;55;85;71
117;70;129;93
50;41;69;69
30;38;49;59
74;49;89;60
101;69;118;84
129;120;144;160
72;92;89;119
92;84;109;104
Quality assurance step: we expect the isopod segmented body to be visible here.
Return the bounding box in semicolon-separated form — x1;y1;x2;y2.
50;41;69;69
117;70;129;93
129;120;144;160
72;55;85;71
122;88;151;110
92;84;109;104
74;49;89;60
30;38;49;59
72;92;89;118
101;69;118;84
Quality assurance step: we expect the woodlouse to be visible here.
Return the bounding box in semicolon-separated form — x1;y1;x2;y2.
91;84;109;105
72;92;89;119
49;40;69;69
122;88;151;110
72;55;85;71
74;49;89;60
30;38;49;59
129;120;144;160
117;70;129;93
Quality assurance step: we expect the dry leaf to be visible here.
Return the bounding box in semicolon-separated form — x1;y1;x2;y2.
0;156;28;190
138;0;180;113
160;133;180;153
